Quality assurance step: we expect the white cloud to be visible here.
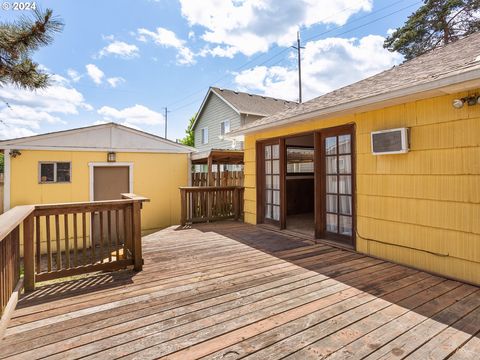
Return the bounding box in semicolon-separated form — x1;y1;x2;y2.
97;104;164;125
86;64;105;84
107;77;126;88
67;68;82;82
234;35;403;101
137;27;195;65
0;77;92;139
98;40;139;59
179;0;372;57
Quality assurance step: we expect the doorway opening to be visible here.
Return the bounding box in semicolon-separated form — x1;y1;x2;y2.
285;134;315;236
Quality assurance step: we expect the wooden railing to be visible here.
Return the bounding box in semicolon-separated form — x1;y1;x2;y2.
192;170;244;187
180;186;244;226
0;205;33;336
0;194;148;337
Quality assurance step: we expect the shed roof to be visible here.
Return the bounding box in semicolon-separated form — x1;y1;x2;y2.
233;32;480;135
0;122;194;153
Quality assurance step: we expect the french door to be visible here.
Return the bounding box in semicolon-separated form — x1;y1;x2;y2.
316;125;355;247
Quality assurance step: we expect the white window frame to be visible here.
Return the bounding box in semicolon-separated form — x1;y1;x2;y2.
38;161;72;183
201;127;209;144
220;120;230;135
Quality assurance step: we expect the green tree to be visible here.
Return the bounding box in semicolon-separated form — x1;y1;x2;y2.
180;114;195;147
0;8;64;90
0;153;3;173
384;0;480;60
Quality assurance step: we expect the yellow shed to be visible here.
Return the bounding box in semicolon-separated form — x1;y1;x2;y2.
229;33;480;285
0;122;193;237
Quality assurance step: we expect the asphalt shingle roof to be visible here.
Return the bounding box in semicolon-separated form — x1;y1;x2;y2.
211;87;296;116
239;31;480;132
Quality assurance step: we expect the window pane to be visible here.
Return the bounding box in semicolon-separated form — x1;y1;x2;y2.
326;195;337;213
326;156;337;174
272;144;280;159
325;137;337;155
326;214;338;233
56;162;71;182
272;205;280;221
265;204;272;219
338;134;351;154
265;160;272;174
220;122;225;135
223;120;230;134
339;175;352;194
272;175;280;189
266;190;272;204
266;175;272;188
272;190;280;205
272;160;280;174
340;216;352;236
339;195;352;215
287;148;314;174
40;163;54;182
326;175;337;193
339;155;351;174
265;145;272;159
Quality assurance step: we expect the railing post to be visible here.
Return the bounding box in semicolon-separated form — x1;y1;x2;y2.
233;187;239;220
132;201;143;271
180;188;186;226
23;214;35;292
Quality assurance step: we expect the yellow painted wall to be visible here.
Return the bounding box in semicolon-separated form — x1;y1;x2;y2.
244;90;480;285
10;150;189;242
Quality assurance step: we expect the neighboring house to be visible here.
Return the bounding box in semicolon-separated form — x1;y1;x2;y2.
230;32;480;286
192;87;295;152
0;123;193;234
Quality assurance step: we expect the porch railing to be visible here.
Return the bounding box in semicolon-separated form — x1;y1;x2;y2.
0;194;148;337
180;186;244;226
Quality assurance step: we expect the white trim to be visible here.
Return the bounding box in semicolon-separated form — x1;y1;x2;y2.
0;122;195;153
3;148;10;211
187;153;192;186
88;162;134;202
231;66;480;136
0;146;194;153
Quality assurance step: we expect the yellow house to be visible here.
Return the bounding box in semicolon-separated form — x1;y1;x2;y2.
0;122;193;237
230;33;480;286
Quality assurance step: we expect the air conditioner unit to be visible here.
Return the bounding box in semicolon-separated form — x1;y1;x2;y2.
371;128;409;155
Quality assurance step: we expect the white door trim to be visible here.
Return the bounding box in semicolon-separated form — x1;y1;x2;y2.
88;162;134;201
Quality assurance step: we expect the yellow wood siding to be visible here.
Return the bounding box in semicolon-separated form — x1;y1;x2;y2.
244;90;480;285
10;150;188;237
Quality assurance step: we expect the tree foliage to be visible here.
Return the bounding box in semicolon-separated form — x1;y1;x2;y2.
0;8;64;90
0;153;3;173
384;0;480;60
180;114;195;147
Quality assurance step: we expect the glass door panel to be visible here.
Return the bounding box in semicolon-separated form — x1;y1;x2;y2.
324;134;353;236
265;144;280;221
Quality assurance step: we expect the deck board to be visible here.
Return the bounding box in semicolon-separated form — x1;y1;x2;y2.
1;222;479;359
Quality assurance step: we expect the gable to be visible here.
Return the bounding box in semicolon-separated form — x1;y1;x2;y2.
0;123;193;153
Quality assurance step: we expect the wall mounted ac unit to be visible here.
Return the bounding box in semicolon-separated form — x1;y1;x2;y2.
371;128;409;155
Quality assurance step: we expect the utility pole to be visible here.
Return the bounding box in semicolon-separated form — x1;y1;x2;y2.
163;107;170;139
292;30;305;103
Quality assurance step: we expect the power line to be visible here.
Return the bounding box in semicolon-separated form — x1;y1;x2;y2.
170;0;421;112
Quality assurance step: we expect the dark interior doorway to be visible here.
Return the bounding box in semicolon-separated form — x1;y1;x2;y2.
285;134;315;237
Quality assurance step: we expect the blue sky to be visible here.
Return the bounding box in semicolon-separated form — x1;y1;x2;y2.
0;0;422;141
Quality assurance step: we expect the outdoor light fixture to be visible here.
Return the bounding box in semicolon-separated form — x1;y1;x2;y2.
107;152;116;162
452;99;464;109
452;95;480;109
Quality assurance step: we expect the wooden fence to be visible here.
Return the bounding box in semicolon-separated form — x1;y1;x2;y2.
180;186;244;226
192;171;244;187
0;194;148;337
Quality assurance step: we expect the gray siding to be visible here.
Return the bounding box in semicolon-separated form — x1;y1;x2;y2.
194;94;242;151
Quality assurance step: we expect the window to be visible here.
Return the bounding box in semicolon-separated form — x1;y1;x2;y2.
286;147;314;174
220;120;230;135
39;162;71;183
201;127;209;144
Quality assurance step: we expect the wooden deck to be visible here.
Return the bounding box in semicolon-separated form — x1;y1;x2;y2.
1;222;479;359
